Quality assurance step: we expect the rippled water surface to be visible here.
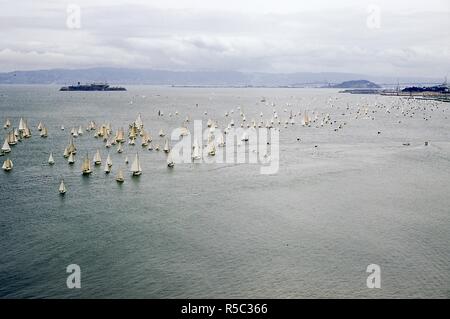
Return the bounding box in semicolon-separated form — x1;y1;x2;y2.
0;85;449;298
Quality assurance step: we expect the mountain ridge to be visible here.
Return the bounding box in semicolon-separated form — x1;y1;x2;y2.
0;67;443;86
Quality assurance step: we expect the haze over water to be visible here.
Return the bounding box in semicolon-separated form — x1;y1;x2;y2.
0;85;449;298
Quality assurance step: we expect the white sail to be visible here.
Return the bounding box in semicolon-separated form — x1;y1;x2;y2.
104;162;111;173
117;142;123;153
167;152;174;167
106;154;112;167
81;154;91;174
159;129;165;137
2;139;11;152
4;119;11;129
61;125;65;130
59;180;66;194
37;122;43;131
93;149;102;164
163;139;170;153
78;126;83;135
48;152;55;165
116;168;124;182
130;153;142;175
2;158;13;170
18;118;25;131
192;140;201;159
68;152;75;164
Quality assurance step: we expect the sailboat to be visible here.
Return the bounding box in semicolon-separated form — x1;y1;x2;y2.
159;129;165;137
104;161;111;174
37;122;43;131
63;147;70;158
163;139;170;153
93;149;102;165
81;153;92;175
148;143;153;150
2;138;11;153
59;179;67;195
124;155;129;164
78;126;83;135
117;142;123;153
2;158;13;171
4;119;11;129
116;168;124;183
48;152;55;165
167;152;174;168
192;140;201;160
61;125;65;130
18;118;26;132
68;152;75;164
207;142;216;156
130;153;142;176
106;154;112;168
40;126;48;138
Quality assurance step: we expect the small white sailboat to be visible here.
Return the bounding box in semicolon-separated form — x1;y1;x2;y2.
68;152;75;164
59;179;67;195
78;126;83;135
106;153;112;168
48;152;55;165
61;125;65;130
124;155;129;164
2;158;13;171
116;168;124;183
37;122;43;131
63;147;69;158
163;139;170;153
192;140;201;160
148;143;153;151
130;153;142;176
2;138;11;153
167;152;174;168
40;126;48;138
81;154;92;175
117;142;123;153
93;149;102;165
4;119;11;129
104;161;111;174
159;129;165;137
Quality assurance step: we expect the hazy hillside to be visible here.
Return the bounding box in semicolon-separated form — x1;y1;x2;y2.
0;67;443;86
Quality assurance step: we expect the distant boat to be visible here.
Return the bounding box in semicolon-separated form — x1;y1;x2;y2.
106;154;112;168
192;140;201;160
48;152;55;165
37;122;43;131
60;82;126;91
159;129;165;137
130;153;142;176
163;139;170;153
104;162;111;174
59;179;67;195
116;168;124;183
2;158;13;171
68;152;75;164
124;156;129;164
81;154;92;175
61;125;65;130
40;126;48;138
3;119;11;129
167;152;174;168
93;149;102;165
117;142;123;153
2;138;11;153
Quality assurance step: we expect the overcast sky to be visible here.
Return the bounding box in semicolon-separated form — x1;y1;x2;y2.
0;0;449;77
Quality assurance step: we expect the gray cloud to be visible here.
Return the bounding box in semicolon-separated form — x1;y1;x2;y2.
0;0;449;77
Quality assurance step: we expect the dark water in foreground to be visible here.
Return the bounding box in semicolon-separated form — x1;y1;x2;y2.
0;85;449;298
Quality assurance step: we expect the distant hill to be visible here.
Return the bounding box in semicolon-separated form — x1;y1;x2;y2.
328;80;381;88
0;68;442;86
